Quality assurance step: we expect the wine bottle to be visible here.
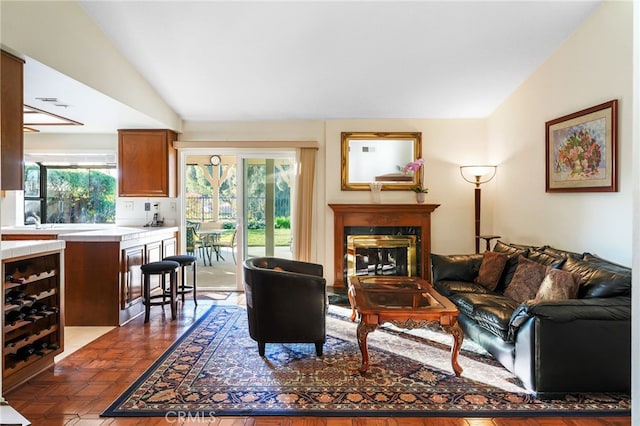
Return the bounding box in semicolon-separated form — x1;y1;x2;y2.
20;305;37;316
5;290;26;305
15;344;35;361
31;302;47;311
19;306;39;322
32;302;59;316
5;310;25;325
5;290;35;304
32;341;49;356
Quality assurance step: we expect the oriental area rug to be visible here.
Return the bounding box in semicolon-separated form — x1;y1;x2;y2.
102;305;630;418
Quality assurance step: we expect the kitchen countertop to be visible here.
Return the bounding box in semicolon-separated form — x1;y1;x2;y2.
1;239;66;260
1;225;179;242
57;226;178;242
1;224;113;235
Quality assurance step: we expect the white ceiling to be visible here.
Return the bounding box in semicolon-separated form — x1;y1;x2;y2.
24;1;601;133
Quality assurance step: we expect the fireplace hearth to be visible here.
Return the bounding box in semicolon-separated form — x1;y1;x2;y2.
329;203;440;288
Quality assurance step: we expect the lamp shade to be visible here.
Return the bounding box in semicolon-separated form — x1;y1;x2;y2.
460;165;497;185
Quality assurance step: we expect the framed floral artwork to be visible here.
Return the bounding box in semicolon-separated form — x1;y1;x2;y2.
545;100;618;192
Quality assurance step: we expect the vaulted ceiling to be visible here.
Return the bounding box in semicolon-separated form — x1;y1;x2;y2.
22;1;601;133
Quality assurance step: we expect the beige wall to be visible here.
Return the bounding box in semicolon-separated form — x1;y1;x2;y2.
180;118;489;278
488;1;633;266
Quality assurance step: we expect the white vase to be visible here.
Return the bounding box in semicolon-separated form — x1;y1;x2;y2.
416;192;425;204
369;182;382;203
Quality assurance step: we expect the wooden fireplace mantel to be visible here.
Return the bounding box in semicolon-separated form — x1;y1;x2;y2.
329;203;440;288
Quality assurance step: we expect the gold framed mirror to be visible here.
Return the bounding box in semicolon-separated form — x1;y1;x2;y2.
341;132;422;190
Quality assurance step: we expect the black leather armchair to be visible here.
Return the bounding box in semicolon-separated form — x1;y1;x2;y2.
243;257;327;356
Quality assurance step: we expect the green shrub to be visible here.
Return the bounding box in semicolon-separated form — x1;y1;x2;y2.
275;216;290;229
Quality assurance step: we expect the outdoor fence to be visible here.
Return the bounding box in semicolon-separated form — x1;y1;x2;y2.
186;195;290;224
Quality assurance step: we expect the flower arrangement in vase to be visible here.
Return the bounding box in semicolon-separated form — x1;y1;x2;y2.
403;159;428;203
556;128;602;177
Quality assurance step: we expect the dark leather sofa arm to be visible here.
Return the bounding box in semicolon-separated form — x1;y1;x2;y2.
431;253;484;283
508;296;631;341
514;312;631;395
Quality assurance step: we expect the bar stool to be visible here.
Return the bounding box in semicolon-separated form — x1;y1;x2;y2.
163;254;198;305
141;260;180;323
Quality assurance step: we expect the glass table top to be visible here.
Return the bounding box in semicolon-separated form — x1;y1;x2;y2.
350;276;445;310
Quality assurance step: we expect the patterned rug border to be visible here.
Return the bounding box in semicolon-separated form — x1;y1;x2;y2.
101;305;631;418
102;306;223;418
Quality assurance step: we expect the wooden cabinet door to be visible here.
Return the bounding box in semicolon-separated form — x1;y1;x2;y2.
146;241;162;263
122;245;144;309
163;237;177;258
1;50;24;190
118;129;177;197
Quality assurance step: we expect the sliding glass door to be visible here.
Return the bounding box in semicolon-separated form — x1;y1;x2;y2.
242;156;294;261
182;150;295;292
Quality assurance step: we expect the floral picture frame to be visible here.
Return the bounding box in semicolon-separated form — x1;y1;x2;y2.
545;100;618;192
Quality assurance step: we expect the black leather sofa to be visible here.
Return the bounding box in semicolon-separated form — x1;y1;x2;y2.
431;241;631;398
243;257;327;356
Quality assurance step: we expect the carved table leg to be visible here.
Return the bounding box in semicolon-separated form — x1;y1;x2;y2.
442;321;464;376
348;287;357;322
356;319;378;374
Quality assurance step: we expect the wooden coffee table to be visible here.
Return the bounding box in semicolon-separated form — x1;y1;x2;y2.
347;275;464;376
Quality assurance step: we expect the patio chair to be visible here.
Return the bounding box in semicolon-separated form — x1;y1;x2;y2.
213;226;237;264
186;226;210;265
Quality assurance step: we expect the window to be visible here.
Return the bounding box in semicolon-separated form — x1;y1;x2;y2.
24;162;117;224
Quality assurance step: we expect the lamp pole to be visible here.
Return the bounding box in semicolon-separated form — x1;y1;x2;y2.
474;177;481;254
460;165;497;254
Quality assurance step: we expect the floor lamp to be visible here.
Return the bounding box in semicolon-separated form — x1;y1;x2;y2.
460;165;498;253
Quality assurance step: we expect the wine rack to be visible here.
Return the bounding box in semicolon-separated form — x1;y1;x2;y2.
3;251;63;392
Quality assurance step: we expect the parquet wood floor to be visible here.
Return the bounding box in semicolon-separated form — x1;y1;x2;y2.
3;294;631;425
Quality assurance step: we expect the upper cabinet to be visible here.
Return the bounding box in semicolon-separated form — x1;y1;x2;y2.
1;50;25;191
118;129;178;197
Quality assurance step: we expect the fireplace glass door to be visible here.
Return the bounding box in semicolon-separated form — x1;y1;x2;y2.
347;235;417;278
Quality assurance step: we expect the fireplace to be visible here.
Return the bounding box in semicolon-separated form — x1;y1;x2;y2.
329;203;440;288
347;233;418;277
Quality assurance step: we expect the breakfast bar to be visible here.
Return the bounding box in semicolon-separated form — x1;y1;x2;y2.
59;226;178;326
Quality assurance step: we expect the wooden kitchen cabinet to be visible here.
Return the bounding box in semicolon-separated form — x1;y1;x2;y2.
118;129;178;197
2;249;64;392
1;50;25;191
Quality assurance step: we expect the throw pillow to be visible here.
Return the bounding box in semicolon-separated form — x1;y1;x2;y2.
492;241;529;291
533;267;580;302
504;256;547;303
474;251;508;291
